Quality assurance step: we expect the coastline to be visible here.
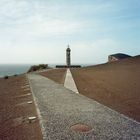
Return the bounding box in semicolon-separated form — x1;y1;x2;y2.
0;64;31;77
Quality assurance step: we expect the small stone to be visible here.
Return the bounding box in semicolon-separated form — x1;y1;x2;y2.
15;93;31;98
27;101;33;104
21;85;29;88
28;116;37;123
23;88;30;91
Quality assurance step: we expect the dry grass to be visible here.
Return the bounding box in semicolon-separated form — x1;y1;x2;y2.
0;75;42;140
71;56;140;122
39;68;67;85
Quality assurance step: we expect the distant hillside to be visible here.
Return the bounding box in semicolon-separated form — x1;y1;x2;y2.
71;55;140;121
86;55;140;69
108;53;131;62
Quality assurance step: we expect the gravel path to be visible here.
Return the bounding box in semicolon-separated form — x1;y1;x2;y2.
28;74;140;140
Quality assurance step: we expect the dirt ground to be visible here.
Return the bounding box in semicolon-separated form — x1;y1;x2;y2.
1;56;139;139
39;68;67;85
71;56;140;122
0;75;42;140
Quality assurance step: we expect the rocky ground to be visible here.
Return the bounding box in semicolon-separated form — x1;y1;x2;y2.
71;55;140;122
0;75;42;140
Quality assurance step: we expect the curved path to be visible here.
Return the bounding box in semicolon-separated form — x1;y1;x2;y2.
28;74;140;140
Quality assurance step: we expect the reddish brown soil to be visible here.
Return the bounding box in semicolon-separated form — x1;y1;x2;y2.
39;68;67;84
71;56;140;122
0;75;43;140
71;124;92;133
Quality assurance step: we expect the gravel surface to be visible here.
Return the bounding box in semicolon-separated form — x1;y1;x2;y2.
28;74;140;140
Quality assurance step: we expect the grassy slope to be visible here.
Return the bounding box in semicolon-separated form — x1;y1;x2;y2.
39;68;67;85
0;75;42;139
71;55;140;122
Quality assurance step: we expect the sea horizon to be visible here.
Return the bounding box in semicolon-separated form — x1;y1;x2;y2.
0;63;96;77
0;64;31;77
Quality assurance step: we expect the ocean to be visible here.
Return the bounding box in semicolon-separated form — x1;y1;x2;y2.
0;64;93;78
0;64;31;78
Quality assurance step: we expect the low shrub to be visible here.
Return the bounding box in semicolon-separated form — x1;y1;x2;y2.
4;75;9;79
27;64;49;73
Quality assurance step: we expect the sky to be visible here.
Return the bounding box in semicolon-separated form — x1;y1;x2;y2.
0;0;140;65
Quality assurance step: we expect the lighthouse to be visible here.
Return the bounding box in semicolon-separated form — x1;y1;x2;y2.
66;45;71;67
56;45;81;68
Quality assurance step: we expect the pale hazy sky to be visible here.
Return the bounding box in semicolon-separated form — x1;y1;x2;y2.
0;0;140;64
